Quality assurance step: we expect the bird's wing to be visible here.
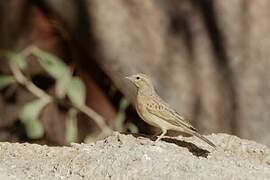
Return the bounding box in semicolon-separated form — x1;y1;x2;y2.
146;97;197;132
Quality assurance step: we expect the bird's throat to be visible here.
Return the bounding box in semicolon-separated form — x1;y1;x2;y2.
138;85;155;96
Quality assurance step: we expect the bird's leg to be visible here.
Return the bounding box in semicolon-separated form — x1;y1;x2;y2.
155;129;167;142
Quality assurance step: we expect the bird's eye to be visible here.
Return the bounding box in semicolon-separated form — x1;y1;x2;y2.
136;76;140;80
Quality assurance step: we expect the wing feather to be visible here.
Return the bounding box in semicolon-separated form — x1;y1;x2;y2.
146;97;197;131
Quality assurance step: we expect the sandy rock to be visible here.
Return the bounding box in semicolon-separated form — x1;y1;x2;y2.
0;132;269;180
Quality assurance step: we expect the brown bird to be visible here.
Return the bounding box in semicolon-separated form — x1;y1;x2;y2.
126;73;216;148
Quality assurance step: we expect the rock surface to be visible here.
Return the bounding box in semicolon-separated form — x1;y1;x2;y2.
0;132;269;180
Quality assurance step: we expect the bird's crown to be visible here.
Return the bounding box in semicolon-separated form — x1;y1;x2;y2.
126;73;154;89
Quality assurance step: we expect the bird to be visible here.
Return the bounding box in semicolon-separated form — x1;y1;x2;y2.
126;73;216;148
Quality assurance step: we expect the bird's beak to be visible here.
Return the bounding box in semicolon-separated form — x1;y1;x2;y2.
125;76;133;81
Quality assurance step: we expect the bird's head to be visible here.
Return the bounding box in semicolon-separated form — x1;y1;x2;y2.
126;73;154;90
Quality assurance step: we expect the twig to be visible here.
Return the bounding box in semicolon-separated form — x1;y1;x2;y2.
20;45;35;58
9;61;52;101
74;104;113;135
9;61;113;136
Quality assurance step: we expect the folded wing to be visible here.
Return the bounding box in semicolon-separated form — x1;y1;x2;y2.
146;97;197;132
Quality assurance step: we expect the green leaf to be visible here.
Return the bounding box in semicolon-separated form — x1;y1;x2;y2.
115;98;129;131
126;122;139;133
31;47;68;79
19;99;48;139
0;75;15;89
119;98;129;110
5;51;27;70
115;113;125;131
19;99;48;123
24;119;45;139
67;77;86;107
55;68;72;98
65;108;78;143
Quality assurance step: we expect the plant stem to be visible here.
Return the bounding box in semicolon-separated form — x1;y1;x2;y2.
9;61;112;136
74;104;113;135
9;61;52;101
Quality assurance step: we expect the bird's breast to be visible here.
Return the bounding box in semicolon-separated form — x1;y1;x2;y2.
136;96;159;128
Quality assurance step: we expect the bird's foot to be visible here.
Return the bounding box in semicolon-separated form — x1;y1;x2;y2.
154;130;167;142
155;134;167;142
155;136;162;142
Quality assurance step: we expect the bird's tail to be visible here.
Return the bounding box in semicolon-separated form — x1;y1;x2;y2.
186;129;216;148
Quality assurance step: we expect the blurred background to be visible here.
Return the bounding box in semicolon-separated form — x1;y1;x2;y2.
0;0;270;147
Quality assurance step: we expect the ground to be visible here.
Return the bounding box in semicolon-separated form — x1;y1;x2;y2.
0;132;269;180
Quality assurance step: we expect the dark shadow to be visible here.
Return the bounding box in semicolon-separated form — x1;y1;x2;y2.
0;1;31;49
33;0;124;105
69;0;125;108
165;0;237;133
162;137;210;158
168;3;194;59
31;0;112;90
122;132;210;158
164;1;202;128
191;0;237;134
72;0;104;75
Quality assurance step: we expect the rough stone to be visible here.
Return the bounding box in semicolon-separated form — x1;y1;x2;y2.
0;132;269;180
